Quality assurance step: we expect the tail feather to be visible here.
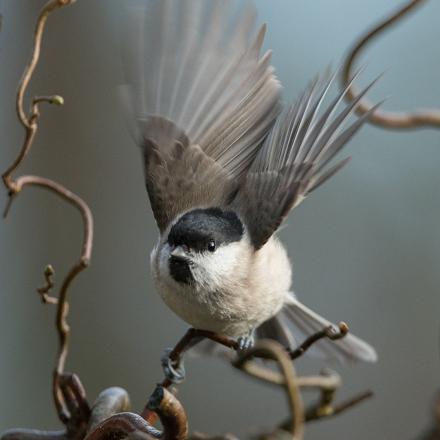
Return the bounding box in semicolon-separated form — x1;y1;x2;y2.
278;297;377;363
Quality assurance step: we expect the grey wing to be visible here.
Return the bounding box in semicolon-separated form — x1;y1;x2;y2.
121;0;281;232
232;71;381;249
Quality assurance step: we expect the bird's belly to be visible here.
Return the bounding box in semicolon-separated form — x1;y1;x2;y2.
153;272;286;337
159;285;251;336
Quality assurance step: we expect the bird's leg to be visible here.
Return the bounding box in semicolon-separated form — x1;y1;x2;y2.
161;328;239;385
161;348;187;385
142;328;238;425
237;330;255;351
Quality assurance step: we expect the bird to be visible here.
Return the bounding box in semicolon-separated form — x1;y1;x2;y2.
120;0;378;365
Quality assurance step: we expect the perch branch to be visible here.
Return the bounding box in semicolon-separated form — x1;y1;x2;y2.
142;328;238;423
341;0;440;129
167;328;239;362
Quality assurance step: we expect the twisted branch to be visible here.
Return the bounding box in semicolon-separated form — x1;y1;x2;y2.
1;0;94;427
233;340;305;440
84;387;188;440
289;322;349;360
342;0;440;129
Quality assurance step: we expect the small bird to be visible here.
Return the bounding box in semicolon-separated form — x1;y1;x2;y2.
121;0;377;363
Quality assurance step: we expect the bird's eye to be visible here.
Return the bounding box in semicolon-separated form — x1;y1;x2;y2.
207;239;216;252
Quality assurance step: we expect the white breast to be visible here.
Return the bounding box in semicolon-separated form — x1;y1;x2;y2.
150;235;292;338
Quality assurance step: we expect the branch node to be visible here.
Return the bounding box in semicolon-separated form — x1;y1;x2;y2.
3;191;17;218
326;322;349;340
33;94;65;106
37;264;58;304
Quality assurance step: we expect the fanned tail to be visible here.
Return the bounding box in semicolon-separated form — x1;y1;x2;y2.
257;295;377;363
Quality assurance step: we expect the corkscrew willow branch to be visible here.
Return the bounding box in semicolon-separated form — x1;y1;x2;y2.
1;0;94;425
341;0;440;129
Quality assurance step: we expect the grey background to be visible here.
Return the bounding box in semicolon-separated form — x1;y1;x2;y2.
1;1;440;438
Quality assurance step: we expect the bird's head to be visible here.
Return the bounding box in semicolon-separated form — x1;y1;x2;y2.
163;208;249;290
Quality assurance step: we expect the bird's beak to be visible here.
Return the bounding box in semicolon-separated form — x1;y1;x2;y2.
170;245;188;259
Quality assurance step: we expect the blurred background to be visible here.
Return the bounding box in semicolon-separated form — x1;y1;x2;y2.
1;0;440;438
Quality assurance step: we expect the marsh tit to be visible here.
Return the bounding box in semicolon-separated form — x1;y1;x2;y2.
121;0;377;363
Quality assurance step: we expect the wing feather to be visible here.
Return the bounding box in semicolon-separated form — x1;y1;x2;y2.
232;71;380;249
121;0;281;232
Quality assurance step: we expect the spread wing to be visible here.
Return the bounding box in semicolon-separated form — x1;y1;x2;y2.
121;0;281;232
231;71;381;249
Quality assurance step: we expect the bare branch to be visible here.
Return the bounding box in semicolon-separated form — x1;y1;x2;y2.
85;387;188;440
87;387;131;434
37;264;57;304
3;0;75;182
233;340;305;440
341;0;440;129
277;368;372;429
288;322;348;360
1;0;94;427
6;174;93;423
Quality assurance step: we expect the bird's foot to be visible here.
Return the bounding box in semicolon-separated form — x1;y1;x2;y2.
237;334;254;351
161;348;186;384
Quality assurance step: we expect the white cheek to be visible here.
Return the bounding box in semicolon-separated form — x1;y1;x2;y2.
191;242;245;289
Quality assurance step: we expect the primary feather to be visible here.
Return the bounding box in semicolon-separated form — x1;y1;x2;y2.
231;71;381;249
121;0;281;231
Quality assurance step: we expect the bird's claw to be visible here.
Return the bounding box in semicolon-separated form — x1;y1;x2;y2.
161;348;186;384
237;335;254;351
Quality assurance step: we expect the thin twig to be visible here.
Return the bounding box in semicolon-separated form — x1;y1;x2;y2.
341;0;440;129
279;380;372;429
1;0;93;427
288;322;349;360
326;390;373;419
168;328;239;363
3;0;74;183
7;175;93;422
37;264;57;304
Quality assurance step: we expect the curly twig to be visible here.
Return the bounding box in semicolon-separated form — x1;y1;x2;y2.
3;0;73;181
278;369;372;429
233;330;372;437
342;0;440;129
233;340;305;440
86;387;131;433
37;264;57;304
2;0;94;427
84;387;188;440
289;322;349;360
